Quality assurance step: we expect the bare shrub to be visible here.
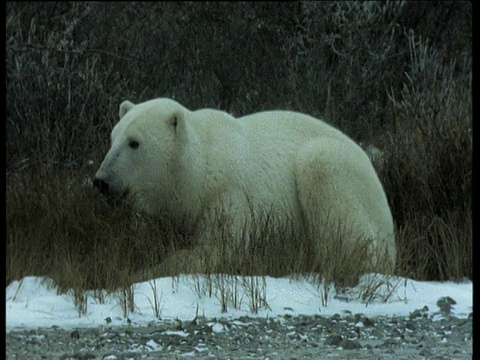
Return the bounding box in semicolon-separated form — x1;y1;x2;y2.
379;31;471;281
7;2;471;170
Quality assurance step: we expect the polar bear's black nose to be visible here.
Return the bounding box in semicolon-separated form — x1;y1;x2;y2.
93;178;109;196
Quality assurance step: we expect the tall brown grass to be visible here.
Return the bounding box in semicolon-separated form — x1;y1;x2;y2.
7;166;395;291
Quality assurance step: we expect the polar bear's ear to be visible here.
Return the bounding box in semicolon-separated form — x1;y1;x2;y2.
119;100;135;119
168;110;186;137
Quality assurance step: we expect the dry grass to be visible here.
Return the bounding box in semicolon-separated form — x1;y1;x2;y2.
378;94;472;281
6;167;179;291
7;165;395;293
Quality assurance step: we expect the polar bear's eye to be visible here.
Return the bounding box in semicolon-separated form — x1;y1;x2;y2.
128;140;139;149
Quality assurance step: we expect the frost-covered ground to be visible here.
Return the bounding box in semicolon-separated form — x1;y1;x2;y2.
6;274;472;330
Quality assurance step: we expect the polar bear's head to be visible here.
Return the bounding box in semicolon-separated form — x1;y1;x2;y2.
94;98;192;214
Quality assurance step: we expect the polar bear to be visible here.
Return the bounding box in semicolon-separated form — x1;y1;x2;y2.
94;98;396;278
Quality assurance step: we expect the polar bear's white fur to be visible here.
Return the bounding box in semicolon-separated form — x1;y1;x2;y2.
95;98;396;275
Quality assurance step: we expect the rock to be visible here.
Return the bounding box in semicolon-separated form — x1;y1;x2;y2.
339;338;362;350
437;296;457;314
419;348;433;357
324;334;343;346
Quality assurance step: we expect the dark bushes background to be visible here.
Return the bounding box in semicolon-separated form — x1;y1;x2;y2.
6;1;472;284
7;1;470;170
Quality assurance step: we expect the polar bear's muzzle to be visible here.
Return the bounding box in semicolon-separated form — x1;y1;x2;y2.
93;177;128;203
93;178;110;196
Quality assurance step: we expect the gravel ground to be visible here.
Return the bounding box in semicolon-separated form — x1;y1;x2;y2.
6;302;473;360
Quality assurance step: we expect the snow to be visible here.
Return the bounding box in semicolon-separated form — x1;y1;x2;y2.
6;274;472;332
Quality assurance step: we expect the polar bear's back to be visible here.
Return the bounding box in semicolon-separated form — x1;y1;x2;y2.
239;110;370;180
231;111;374;212
240;110;361;155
